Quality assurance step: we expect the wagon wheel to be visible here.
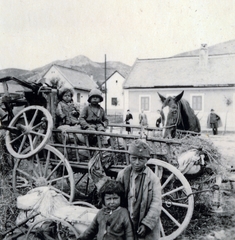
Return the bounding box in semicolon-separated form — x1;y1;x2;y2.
147;159;194;240
13;145;75;202
25;218;80;240
6;106;53;159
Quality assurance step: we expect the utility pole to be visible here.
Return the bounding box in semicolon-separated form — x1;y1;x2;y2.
105;54;107;114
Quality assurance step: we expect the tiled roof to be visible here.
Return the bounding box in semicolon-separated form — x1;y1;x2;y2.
123;54;235;88
54;65;98;91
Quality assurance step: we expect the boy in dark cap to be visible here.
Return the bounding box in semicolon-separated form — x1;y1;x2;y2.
116;139;162;240
79;89;108;132
79;89;109;145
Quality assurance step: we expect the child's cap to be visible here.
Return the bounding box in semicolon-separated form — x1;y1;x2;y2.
128;139;151;158
88;89;103;103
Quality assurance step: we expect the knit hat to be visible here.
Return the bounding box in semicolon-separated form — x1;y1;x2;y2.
128;139;151;158
88;89;103;103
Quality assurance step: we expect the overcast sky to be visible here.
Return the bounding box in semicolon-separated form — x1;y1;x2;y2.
1;0;235;70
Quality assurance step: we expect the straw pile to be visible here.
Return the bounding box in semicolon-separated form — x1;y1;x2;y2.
178;135;229;179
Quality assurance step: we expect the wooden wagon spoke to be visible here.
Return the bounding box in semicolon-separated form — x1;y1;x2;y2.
160;220;166;237
16;168;37;181
162;186;184;197
31;120;47;131
15;176;31;189
17;135;27;153
161;173;174;190
22;112;29;126
162;206;181;227
48;175;70;184
29;109;39;127
44;150;51;177
30;130;46;137
166;201;189;208
45;160;63;180
27;134;34;152
35;154;43;177
9;133;24;144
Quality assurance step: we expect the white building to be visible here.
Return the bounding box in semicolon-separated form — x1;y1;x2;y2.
42;64;98;108
101;71;125;115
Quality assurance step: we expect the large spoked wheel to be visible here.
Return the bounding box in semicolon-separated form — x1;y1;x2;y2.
25;218;80;240
6;106;53;159
13;145;75;202
147;159;194;240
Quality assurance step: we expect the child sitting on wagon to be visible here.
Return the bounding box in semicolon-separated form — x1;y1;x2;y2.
55;87;85;143
56;87;80;127
77;179;134;240
79;89;109;145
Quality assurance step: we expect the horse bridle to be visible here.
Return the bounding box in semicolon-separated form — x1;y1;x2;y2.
162;103;180;129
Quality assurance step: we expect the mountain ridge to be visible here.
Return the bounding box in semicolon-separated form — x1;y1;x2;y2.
0;55;131;86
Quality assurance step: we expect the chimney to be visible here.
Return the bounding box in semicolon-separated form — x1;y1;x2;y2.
199;44;208;68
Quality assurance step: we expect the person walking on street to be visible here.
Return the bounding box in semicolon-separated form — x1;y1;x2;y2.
207;109;222;135
139;110;148;127
124;109;133;134
139;110;148;136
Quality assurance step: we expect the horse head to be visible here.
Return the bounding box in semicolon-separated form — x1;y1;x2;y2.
158;91;184;138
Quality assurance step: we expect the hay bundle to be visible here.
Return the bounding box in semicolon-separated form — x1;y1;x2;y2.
178;135;229;179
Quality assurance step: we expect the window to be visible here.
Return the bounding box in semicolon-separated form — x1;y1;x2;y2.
111;98;118;106
140;96;150;111
191;95;202;111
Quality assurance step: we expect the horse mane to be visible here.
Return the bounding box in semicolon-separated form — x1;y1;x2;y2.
178;99;201;132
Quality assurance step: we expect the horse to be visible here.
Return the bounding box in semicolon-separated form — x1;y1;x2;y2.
158;91;201;138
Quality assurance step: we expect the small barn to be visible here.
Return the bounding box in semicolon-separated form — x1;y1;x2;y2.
42;64;98;108
123;42;235;131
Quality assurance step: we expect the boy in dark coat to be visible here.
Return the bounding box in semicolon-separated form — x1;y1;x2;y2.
79;89;108;131
79;89;109;145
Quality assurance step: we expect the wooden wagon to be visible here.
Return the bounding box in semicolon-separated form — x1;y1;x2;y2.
1;76;222;240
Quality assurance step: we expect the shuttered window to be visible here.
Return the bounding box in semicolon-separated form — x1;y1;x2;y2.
141;96;149;111
192;95;202;110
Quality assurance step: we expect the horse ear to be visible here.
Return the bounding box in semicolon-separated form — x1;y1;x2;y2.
158;92;166;103
174;91;184;102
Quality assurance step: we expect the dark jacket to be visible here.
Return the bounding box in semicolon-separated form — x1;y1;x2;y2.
79;104;108;129
78;207;134;240
117;165;162;240
56;100;80;127
207;113;222;128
